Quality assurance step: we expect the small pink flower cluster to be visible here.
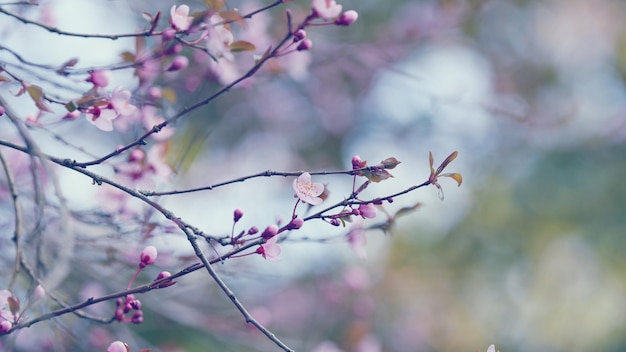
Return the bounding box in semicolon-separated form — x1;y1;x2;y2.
115;247;175;325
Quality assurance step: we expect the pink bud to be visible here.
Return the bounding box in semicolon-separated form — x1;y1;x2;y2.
261;224;278;239
107;341;129;352
128;148;145;162
293;29;307;42
247;226;259;235
161;28;177;42
167;55;189;72
233;208;244;222
154;271;176;288
139;246;157;268
297;39;313;51
0;321;12;334
131;311;144;324
330;218;340;226
165;43;183;55
31;285;45;303
148;86;162;99
86;70;111;88
0;106;5;116
336;10;358;26
287;217;304;230
351;155;362;169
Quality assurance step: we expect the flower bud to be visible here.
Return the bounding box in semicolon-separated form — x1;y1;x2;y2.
154;271;176;288
131;311;144;324
161;28;177;42
86;70;111;88
261;224;278;239
296;39;313;51
0;106;5;116
336;10;358;26
293;29;307;42
139;246;157;268
107;341;129;352
164;43;183;56
0;321;12;334
287;217;304;230
247;226;259;235
167;55;189;72
31;285;45;303
233;208;244;222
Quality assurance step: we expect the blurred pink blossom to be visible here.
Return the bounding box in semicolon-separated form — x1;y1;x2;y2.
312;0;342;19
169;5;193;31
107;341;129;352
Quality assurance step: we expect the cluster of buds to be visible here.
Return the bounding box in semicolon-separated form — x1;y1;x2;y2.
114;294;143;324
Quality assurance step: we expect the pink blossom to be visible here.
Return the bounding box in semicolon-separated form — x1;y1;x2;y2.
110;87;137;116
358;203;377;219
312;0;342;19
256;236;281;261
87;70;110;87
346;225;367;258
139;246;157;268
206;15;234;59
107;341;128;352
169;5;193;31
85;106;117;132
293;172;324;205
141;106;174;141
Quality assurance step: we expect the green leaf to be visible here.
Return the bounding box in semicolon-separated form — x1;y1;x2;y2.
65;101;78;112
230;40;256;53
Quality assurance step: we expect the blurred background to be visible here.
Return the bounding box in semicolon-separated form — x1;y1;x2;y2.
2;0;626;351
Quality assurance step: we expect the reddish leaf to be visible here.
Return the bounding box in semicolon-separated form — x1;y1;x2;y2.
380;157;401;169
219;10;246;29
121;51;135;63
26;85;52;112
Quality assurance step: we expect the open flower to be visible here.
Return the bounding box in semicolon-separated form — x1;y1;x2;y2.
169;5;193;31
312;0;343;19
293;172;324;205
428;151;463;200
256;236;281;261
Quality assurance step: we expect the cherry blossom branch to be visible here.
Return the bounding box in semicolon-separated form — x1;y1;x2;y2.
0;151;23;291
0;138;294;350
71;14;316;168
0;7;158;40
141;167;384;196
